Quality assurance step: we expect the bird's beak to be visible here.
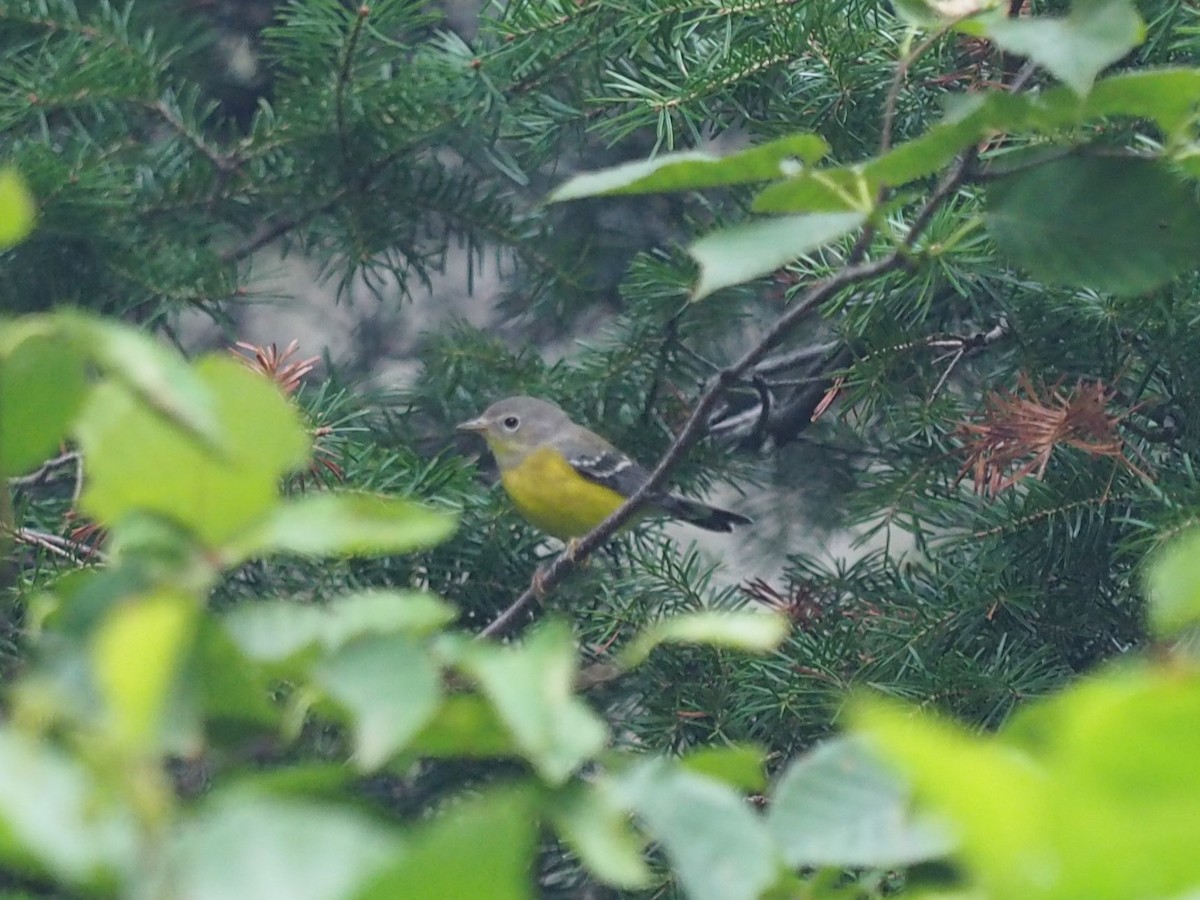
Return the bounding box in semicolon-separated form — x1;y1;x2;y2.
456;416;488;433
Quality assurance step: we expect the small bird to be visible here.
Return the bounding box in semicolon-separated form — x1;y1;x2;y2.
457;396;751;540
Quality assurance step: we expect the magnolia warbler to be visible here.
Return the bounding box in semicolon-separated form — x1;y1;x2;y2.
457;396;751;539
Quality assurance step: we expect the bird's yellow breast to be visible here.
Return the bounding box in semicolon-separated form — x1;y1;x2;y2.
499;446;625;539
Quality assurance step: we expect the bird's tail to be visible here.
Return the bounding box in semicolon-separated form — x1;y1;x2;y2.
661;494;752;532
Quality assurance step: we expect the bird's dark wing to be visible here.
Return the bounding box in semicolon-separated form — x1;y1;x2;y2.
566;449;652;498
567;448;752;533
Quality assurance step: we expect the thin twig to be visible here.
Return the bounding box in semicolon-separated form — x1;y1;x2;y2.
8;527;106;563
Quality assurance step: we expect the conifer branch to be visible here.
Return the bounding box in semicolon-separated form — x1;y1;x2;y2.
480;151;976;638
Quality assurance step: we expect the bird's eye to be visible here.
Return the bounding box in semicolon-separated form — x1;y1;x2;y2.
502;415;520;431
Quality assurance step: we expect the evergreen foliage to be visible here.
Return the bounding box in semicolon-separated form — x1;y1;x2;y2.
5;0;1200;895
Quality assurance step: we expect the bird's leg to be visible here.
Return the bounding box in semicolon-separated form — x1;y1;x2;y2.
531;565;551;601
564;537;583;563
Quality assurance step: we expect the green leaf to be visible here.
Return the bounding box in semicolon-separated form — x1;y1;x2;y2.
68;314;222;448
172;790;399;900
854;699;1049;898
892;0;1000;27
548;782;652;889
679;744;768;792
356;788;538;900
189;619;278;732
610;759;781;900
984;156;1200;295
620;611;790;668
0;728;135;887
689;213;866;301
91;590;198;750
0;319;88;475
407;693;517;758
1145;527;1200;637
971;0;1144;96
223;591;454;664
459;621;607;784
0;168;36;249
751;166;878;214
768;737;954;868
1002;665;1200;899
1086;69;1200;135
315;634;443;770
230;492;457;562
549;134;829;202
75;354;310;546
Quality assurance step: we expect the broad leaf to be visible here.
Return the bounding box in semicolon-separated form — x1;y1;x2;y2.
0;168;36;249
0;728;135;887
689;212;865;300
315;634;443;770
679;744;767;792
751;166;878;214
548;782;652;889
610;759;780;900
768;737;954;868
407;693;516;758
91;591;198;750
1144;527;1200;637
970;0;1144;96
549;134;829;202
1086;69;1200;135
223;590;454;664
69;315;222;447
620;610;789;668
985;156;1200;295
357;788;538;900
0;320;88;475
172;790;398;900
75;355;309;546
230;492;457;562
855;699;1049;898
459;621;607;783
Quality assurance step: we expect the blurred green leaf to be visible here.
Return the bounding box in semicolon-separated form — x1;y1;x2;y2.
0;168;36;249
223;591;454;664
751;166;878;214
406;694;517;758
1086;69;1200;135
985;157;1200;295
91;590;198;750
75;354;309;545
315;634;443;770
611;758;781;900
855;699;1052;898
189;619;279;732
620;611;789;668
768;737;954;868
172;790;398;900
0;319;88;475
548;782;652;889
689;213;865;301
0;727;135;887
549;134;829;202
968;0;1144;95
679;744;767;792
230;492;457;562
460;622;607;783
357;788;538;900
68;315;222;447
1144;527;1200;637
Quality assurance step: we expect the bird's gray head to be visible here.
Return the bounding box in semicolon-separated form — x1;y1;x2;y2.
456;396;572;466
